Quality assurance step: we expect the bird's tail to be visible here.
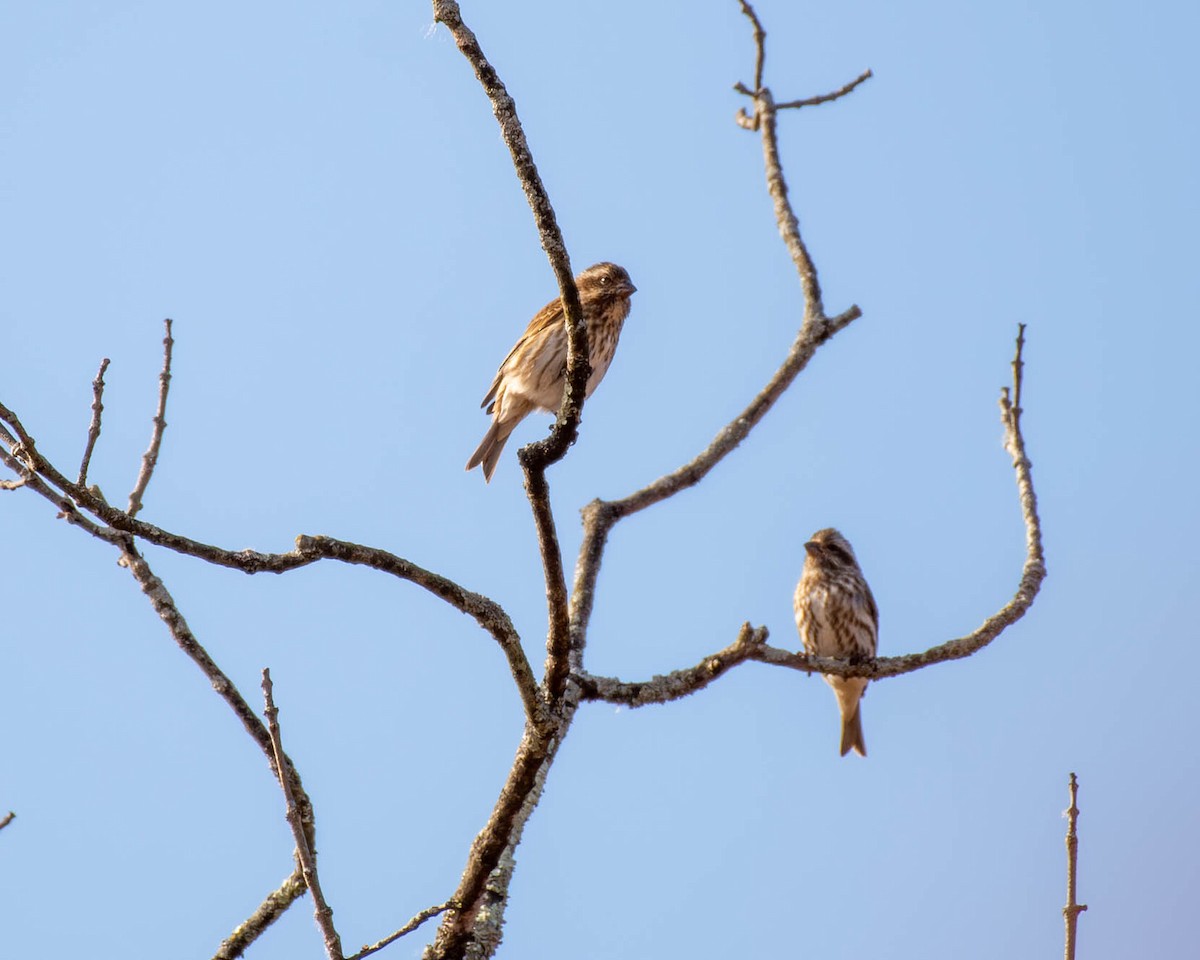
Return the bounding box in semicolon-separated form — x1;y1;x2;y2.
839;702;866;757
466;419;518;483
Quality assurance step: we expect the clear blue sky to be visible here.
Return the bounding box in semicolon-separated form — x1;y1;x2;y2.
2;2;1196;957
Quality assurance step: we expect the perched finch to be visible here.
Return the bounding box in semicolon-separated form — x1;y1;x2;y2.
466;262;637;482
793;527;879;757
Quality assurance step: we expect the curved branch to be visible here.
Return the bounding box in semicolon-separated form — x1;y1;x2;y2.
292;536;543;726
581;327;1044;698
0;410;542;724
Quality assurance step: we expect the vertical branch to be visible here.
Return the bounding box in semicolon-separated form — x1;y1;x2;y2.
1063;772;1087;960
753;87;824;318
262;669;344;960
433;0;581;709
431;0;588;464
737;0;766;94
528;468;571;703
78;357;110;486
1002;323;1044;584
128;318;174;518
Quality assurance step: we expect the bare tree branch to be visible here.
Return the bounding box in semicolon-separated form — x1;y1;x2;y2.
526;469;571;704
423;4;884;956
575;623;769;707
1063;772;1088;960
425;712;566;960
775;70;873;110
737;0;766;95
431;0;586;472
127;318;173;518
737;70;874;113
121;546;320;953
0;5;1048;958
581;326;1044;703
262;669;343;960
569;5;868;662
0;440;117;539
432;0;598;713
124;547;286;761
346;899;456;960
213;867;307;960
0;408;544;723
0;811;15;832
78;357;110;486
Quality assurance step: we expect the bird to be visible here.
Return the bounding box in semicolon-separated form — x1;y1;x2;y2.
466;261;636;482
793;527;879;757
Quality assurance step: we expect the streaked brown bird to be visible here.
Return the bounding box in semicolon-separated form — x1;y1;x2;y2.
466;261;636;482
793;527;879;757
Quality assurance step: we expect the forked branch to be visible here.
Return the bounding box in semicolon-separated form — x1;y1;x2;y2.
569;0;870;663
580;326;1044;704
432;0;584;715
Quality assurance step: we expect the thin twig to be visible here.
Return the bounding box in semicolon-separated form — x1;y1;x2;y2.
127;318;173;518
1012;321;1027;412
213;867;308;960
0;811;15;832
345;899;456;960
262;669;343;960
1063;772;1087;960
737;0;766;94
774;69;873;110
78;357;110;486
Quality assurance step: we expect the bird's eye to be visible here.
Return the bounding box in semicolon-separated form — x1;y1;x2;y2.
827;544;853;564
599;276;609;285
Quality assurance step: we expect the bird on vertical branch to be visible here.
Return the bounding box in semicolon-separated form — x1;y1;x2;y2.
466;262;637;482
793;528;879;757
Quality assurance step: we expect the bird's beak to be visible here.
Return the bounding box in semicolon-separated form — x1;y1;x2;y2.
623;281;637;296
803;541;820;557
